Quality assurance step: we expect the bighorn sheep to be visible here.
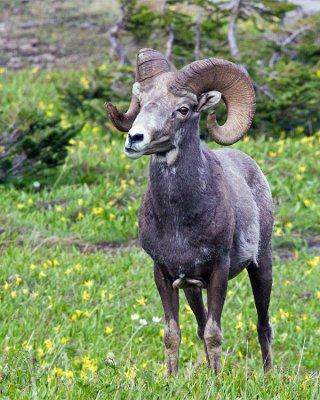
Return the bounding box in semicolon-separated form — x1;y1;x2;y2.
106;48;273;377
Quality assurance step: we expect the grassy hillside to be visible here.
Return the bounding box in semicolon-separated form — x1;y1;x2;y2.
0;67;319;398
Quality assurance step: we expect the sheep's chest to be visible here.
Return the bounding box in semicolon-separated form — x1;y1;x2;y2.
139;210;223;278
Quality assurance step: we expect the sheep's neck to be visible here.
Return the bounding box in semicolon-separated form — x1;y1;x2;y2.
149;128;211;217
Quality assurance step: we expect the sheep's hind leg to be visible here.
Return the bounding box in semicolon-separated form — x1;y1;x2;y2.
183;288;209;361
247;252;273;372
204;259;229;374
154;264;181;377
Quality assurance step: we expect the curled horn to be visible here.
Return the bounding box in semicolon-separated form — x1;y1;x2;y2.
105;48;171;132
171;59;256;145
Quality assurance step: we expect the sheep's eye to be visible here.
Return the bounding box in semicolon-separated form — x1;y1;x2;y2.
178;106;189;115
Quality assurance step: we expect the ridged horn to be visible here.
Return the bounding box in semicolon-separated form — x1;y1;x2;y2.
106;48;171;132
172;59;256;145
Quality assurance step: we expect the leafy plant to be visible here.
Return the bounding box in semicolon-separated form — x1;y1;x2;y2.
0;109;82;186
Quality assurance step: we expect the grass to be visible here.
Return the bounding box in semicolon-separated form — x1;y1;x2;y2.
0;68;319;398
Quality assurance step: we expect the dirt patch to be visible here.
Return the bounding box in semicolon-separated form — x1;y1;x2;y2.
77;238;140;255
0;0;119;69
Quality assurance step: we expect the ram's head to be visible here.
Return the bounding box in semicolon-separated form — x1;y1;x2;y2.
105;48;255;160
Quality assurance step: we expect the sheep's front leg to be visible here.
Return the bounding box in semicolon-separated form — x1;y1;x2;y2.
183;288;209;360
154;263;180;377
204;259;229;374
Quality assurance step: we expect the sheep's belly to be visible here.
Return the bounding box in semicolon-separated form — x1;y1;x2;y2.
141;228;259;282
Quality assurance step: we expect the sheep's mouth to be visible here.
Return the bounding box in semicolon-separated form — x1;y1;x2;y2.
124;147;145;159
125;147;139;154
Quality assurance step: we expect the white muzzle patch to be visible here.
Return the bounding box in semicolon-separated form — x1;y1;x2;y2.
124;124;151;159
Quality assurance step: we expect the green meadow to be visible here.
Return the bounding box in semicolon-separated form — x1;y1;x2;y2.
0;65;319;399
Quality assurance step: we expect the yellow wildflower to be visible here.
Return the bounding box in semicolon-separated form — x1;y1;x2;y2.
285;222;293;229
307;256;320;267
46;111;53;118
27;198;33;205
317;69;320;78
80;76;90;89
238;350;243;358
295;174;302;181
279;308;289;320
64;371;74;379
137;297;146;306
11;291;17;299
0;67;5;74
269;151;277;157
236;320;243;329
78;198;84;206
37;347;44;357
61;336;69;343
283;279;290;287
250;321;256;330
295;325;302;332
293;249;299;258
60;119;71;129
74;263;81;271
316;291;320;300
84;279;94;288
17;203;24;209
303;199;310;207
80;370;87;379
160;328;164;337
92;207;104;215
298;166;306;173
92;126;101;134
277;147;283;155
3;282;11;292
55;205;63;212
82;291;90;301
125;366;137;380
109;213;116;220
45;339;53;352
274;227;282;237
105;326;114;334
296;126;304;134
184;304;193;315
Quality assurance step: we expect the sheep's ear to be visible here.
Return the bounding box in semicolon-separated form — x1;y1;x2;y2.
196;90;221;112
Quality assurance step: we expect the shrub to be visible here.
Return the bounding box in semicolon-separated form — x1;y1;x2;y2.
0;109;82;186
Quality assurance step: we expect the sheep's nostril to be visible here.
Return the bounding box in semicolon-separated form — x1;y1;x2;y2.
128;133;144;144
